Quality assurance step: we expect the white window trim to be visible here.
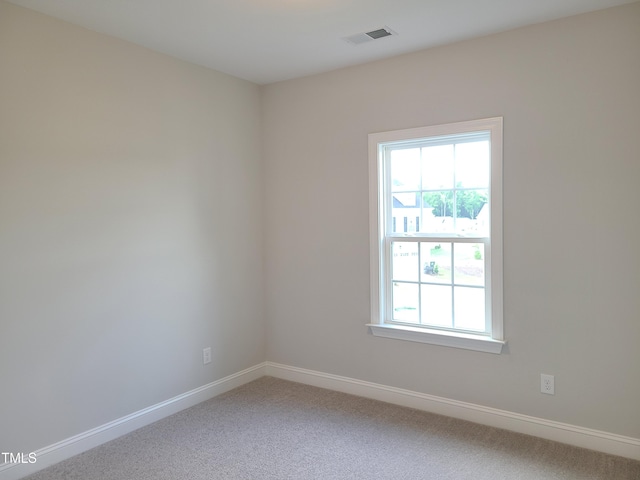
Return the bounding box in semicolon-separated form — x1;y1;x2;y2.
367;117;505;354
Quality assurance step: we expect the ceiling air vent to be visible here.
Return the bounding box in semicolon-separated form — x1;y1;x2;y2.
343;27;396;46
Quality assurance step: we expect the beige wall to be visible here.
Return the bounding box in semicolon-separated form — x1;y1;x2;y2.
0;2;264;452
262;3;640;438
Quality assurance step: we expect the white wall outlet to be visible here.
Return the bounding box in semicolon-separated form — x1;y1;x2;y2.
203;347;212;365
541;374;554;395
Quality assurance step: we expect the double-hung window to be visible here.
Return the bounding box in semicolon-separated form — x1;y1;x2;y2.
368;117;504;354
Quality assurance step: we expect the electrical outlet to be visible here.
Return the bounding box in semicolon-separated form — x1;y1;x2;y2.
540;374;554;395
203;347;212;365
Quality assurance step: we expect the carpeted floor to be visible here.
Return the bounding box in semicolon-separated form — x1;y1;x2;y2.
24;377;640;479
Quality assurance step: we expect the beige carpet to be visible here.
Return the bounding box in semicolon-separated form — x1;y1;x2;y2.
24;377;640;479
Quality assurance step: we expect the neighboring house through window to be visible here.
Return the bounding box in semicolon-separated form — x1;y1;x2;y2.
368;117;504;354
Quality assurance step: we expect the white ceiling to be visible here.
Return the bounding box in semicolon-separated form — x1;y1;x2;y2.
7;0;637;84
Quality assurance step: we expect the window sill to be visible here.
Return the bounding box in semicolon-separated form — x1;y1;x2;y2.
366;323;506;354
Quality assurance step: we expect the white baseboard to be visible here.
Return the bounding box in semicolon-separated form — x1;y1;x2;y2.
265;362;640;461
0;363;267;480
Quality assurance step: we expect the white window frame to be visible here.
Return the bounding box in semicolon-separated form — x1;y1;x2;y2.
368;117;505;354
